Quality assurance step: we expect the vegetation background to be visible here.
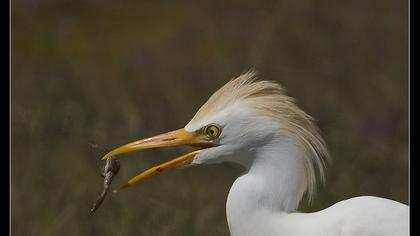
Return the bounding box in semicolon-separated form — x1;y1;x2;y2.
12;0;408;235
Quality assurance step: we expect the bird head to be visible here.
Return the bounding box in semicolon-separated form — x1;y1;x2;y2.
102;71;328;195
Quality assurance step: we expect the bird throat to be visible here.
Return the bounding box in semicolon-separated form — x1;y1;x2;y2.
226;140;307;235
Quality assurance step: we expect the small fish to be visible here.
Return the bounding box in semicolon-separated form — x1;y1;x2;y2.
90;143;120;213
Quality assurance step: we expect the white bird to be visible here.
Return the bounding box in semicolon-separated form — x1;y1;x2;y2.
102;71;409;236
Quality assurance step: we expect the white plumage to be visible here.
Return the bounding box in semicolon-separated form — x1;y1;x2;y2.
104;71;409;236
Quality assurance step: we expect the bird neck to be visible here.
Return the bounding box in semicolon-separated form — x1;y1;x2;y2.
226;138;307;235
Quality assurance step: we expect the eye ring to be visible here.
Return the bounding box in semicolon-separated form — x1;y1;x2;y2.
202;124;222;139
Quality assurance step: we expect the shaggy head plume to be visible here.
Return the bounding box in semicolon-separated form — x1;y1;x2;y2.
190;71;330;201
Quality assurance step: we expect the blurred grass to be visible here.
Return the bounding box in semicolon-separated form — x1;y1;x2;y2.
12;0;407;235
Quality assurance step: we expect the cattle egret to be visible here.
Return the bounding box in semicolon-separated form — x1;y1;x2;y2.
102;72;408;236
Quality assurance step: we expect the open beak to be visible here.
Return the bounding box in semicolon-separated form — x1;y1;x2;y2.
101;128;212;192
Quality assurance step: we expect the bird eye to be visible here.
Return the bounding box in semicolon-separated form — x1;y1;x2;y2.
202;124;221;139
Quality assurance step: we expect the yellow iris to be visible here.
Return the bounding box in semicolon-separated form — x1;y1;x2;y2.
202;124;221;139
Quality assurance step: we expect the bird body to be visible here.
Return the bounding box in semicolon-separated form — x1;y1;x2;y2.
228;196;407;236
103;71;408;235
224;127;408;236
226;142;408;236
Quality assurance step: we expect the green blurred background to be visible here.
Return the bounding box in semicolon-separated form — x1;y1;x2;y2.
12;0;408;235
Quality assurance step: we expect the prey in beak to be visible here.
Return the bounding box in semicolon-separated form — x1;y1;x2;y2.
101;128;215;192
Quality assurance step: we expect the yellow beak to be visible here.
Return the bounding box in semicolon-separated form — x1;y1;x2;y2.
101;128;211;192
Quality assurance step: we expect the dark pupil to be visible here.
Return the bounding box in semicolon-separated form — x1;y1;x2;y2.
210;129;214;135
